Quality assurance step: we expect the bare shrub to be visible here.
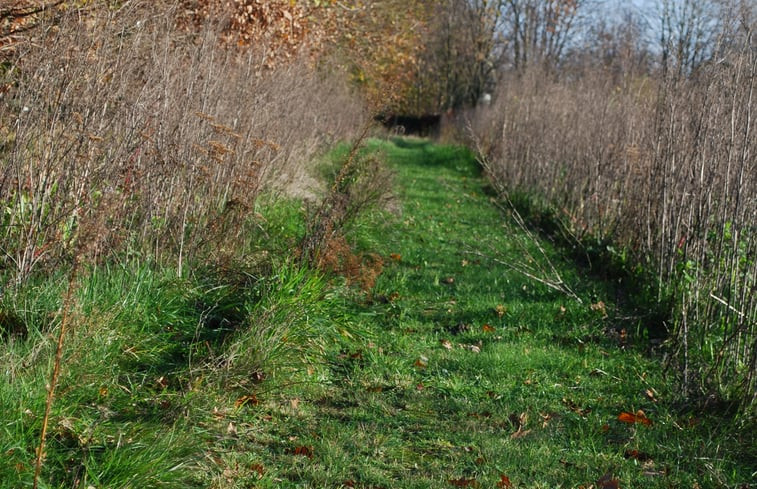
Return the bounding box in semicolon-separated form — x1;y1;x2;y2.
299;125;396;276
471;42;756;412
0;1;363;284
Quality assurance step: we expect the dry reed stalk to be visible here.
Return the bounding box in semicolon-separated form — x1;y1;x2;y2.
470;39;755;411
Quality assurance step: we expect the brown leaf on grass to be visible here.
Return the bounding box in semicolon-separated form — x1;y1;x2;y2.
643;388;658;403
250;463;265;477
414;356;429;368
468;411;492;419
539;412;554;428
509;412;531;438
497;474;514;488
441;339;453;350
617;410;652;426
590;301;608;317
597;471;620;489
234;394;259;408
509;412;528;428
510;427;532;439
448;477;479;487
390;253;402;261
624;449;653;462
482;324;495;333
562;398;592;416
291;445;314;458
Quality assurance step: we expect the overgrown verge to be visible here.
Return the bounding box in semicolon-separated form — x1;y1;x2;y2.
0;3;392;486
0;136;393;487
0;1;363;285
470;42;756;415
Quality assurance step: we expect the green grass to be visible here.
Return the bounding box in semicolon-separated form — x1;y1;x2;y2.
1;137;754;488
190;137;754;488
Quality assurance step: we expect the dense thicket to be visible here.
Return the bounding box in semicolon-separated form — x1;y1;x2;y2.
465;0;756;414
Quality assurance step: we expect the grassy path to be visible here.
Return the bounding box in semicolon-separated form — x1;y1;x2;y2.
207;139;753;488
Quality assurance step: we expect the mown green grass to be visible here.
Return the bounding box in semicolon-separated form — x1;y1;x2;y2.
192;137;753;488
1;137;754;488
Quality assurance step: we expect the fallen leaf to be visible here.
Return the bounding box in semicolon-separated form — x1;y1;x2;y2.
590;301;608;317
643;388;658;403
624;449;653;462
226;422;237;436
495;304;507;317
390;253;402;261
441;339;453;350
596;471;619;489
235;394;259;408
482;324;495;333
468;411;492;419
562;398;592;416
617;410;652;426
510;427;532;439
465;344;481;353
539;412;553;428
414;355;429;368
250;463;265;476
497;474;513;488
448;477;479;487
290;398;300;410
291;445;314;458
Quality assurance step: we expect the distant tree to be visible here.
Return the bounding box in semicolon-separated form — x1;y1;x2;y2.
501;0;586;70
411;0;505;112
570;8;653;79
657;0;720;77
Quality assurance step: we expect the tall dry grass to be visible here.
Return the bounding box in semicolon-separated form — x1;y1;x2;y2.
472;42;756;413
0;2;363;284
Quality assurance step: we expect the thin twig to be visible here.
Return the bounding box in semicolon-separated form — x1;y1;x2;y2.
33;257;80;489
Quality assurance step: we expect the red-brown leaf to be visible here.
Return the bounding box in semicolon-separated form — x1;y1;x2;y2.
617;410;652;426
497;474;513;488
448;477;479;487
597;472;620;489
292;445;314;458
624;449;653;462
234;394;259;408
